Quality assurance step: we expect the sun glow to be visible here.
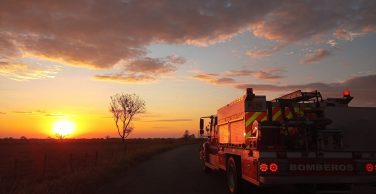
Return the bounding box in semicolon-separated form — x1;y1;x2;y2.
52;119;75;138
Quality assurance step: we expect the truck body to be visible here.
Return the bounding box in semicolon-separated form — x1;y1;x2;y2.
199;88;376;193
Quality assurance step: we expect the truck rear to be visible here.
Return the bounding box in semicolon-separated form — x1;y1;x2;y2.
199;88;376;193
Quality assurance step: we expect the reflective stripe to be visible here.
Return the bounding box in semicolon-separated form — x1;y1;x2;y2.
245;111;267;127
271;106;305;120
285;108;293;119
256;112;267;121
272;108;282;121
246;112;261;127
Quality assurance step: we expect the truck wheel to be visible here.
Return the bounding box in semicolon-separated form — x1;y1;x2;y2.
227;157;241;194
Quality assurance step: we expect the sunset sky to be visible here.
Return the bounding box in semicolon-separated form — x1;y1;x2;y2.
1;0;375;138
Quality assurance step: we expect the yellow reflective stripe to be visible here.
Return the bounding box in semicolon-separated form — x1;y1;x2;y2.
272;109;281;121
261;116;267;122
246;112;261;127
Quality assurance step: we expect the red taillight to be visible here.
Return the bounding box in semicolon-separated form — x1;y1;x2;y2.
259;162;279;173
259;163;268;172
343;90;351;97
269;163;279;172
365;163;374;172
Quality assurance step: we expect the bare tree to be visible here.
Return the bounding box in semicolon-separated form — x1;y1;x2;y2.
110;93;145;143
55;133;66;140
183;130;190;141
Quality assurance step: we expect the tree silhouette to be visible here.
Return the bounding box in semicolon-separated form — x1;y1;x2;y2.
55;132;66;140
183;130;190;141
110;93;145;143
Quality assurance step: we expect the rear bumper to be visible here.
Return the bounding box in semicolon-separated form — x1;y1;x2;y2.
260;176;376;185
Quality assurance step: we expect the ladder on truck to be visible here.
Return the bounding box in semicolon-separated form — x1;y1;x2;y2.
272;90;323;103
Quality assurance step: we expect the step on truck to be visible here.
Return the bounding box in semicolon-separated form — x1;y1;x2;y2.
199;88;376;193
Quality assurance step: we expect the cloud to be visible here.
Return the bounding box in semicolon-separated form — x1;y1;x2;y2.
0;0;278;70
300;48;331;64
235;74;376;107
0;62;61;81
225;67;285;80
13;111;33;114
193;68;285;86
94;55;185;83
327;39;337;47
11;110;66;117
334;28;364;41
124;56;181;74
94;73;155;83
193;73;236;85
251;1;376;43
245;45;283;58
44;113;65;117
0;112;6;114
0;0;374;76
143;119;192;122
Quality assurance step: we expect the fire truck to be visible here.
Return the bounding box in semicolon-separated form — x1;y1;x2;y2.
199;88;376;193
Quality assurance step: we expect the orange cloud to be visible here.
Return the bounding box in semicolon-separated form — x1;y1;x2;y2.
142;119;192;122
193;73;236;85
94;74;155;83
0;0;375;80
94;55;185;83
250;1;376;42
193;68;285;86
225;68;285;80
0;62;61;81
300;49;331;64
245;45;283;58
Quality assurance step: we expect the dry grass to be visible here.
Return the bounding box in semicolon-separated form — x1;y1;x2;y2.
0;138;198;194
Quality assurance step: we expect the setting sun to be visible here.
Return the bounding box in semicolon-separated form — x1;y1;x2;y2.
52;120;75;138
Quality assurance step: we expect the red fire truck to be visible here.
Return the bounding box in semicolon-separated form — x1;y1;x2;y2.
199;88;376;193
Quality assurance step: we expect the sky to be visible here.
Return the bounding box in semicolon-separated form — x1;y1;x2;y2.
0;0;375;138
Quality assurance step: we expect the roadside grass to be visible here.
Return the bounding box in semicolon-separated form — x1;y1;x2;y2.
0;138;200;194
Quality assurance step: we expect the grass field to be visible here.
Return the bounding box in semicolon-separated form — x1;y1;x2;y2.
0;138;199;194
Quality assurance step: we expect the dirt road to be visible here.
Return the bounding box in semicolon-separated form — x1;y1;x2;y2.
97;144;376;194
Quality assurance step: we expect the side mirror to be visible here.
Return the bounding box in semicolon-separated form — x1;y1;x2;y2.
199;118;204;130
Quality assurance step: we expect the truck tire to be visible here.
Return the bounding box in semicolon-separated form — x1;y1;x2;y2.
226;157;241;194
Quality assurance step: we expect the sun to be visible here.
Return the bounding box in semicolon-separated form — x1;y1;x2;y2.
52;119;75;138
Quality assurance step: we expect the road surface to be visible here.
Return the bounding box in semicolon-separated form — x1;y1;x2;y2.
97;144;376;194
